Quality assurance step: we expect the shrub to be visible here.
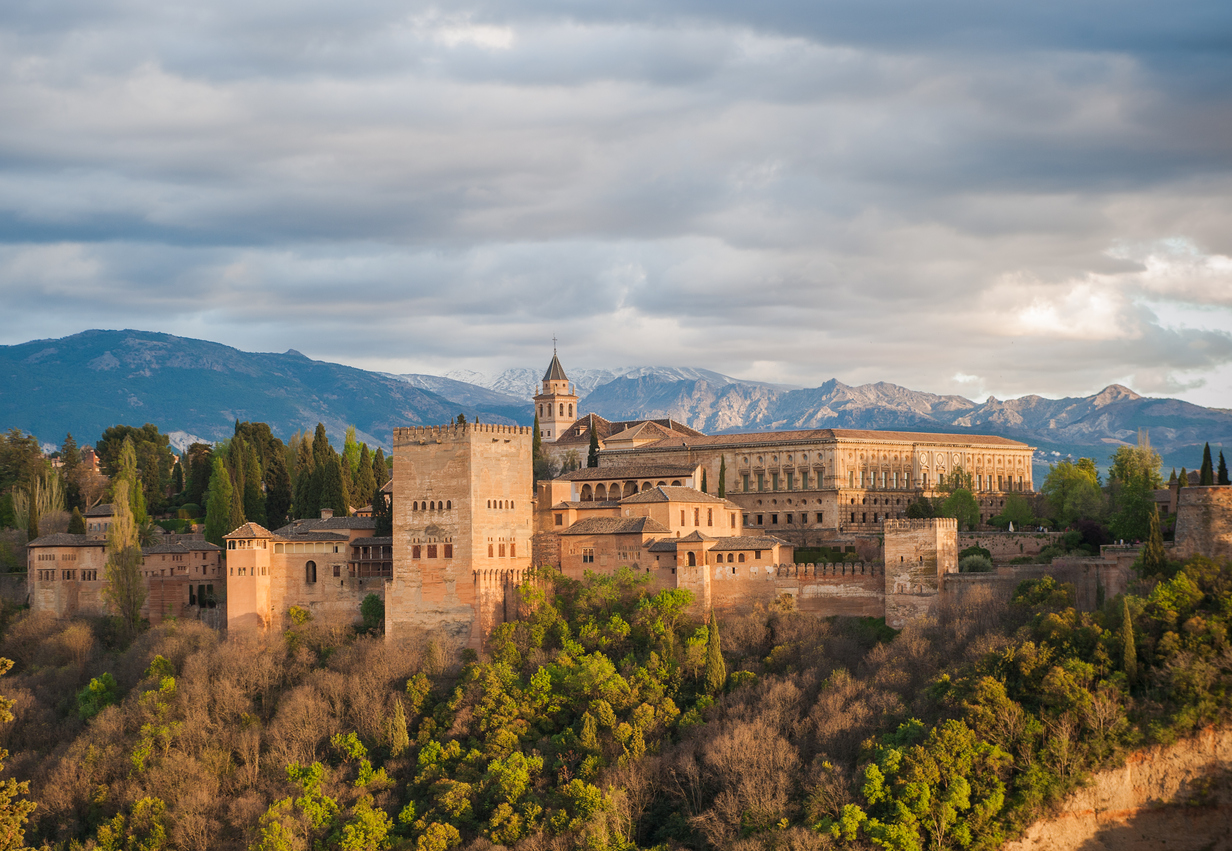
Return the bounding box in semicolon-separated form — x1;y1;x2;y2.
959;545;992;562
77;672;119;720
958;554;994;573
360;594;383;632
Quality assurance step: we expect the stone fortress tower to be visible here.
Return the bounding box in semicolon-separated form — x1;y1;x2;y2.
533;350;578;442
883;518;958;628
384;422;534;649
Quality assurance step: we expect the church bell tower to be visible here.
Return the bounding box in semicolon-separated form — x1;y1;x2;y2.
533;349;578;441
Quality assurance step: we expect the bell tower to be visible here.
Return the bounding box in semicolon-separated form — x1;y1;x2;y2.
533;346;579;441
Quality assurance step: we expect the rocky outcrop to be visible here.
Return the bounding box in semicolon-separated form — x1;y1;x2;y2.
1004;726;1232;850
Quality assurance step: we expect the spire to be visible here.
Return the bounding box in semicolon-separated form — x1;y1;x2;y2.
543;352;568;383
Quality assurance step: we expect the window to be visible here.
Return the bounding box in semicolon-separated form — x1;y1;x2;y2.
413;545;422;559
786;513;793;523
756;514;763;525
687;551;696;566
333;564;340;577
693;508;699;526
498;544;505;557
306;561;317;583
428;545;438;558
755;550;762;559
738;553;745;562
680;510;686;525
555;513;563;526
849;471;855;487
771;514;778;525
582;548;594;563
568;404;573;417
786;472;794;490
817;512;823;523
511;543;516;558
488;544;494;557
862;512;867;522
742;474;749;493
771;472;779;491
757;473;765;491
444;544;453;558
707;509;713;526
729;513;735;528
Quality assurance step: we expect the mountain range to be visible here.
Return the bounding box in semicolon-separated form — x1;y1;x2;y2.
1;330;1228;472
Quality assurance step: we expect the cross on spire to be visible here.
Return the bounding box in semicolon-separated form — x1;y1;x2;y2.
553;334;557;355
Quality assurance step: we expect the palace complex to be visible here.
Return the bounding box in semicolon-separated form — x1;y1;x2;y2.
27;351;1232;645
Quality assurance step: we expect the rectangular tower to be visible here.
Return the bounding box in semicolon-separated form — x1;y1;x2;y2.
883;517;958;629
386;422;533;650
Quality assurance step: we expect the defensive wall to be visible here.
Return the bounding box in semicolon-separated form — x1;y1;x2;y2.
704;561;884;618
957;531;1061;561
1174;485;1232;562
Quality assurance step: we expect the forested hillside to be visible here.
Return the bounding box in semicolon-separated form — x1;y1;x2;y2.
0;549;1230;851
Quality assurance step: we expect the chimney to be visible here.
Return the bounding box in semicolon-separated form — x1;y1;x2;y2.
320;508;334;520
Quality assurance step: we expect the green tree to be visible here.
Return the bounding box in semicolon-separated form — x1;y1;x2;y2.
704;610;726;694
389;699;410;758
0;659;37;847
937;466;974;494
940;488;980;531
1108;443;1162;541
373;489;392;538
372;448;389;490
264;446;293;529
204;456;235;545
243;442;267;527
717;455;726;498
1140;507;1167;575
319;454;350;517
360;593;383;632
294;438;317;520
61;432;83;511
1121;597;1137;686
26;502;38;543
170;458;184;495
587;422;599;468
906;497;937;519
343;426;362;478
104;479;146;635
701;468;708;493
112;437;149;527
95;424;174;515
991;493;1035;529
354;444;377;510
182;443;214;508
68;506;86;535
1219;451;1229;485
532;414;555;483
1199;442;1214;485
1041;459;1103;526
1178;467;1189;488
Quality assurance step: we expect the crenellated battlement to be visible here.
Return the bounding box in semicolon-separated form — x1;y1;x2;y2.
394;422;532;442
884;517;958;532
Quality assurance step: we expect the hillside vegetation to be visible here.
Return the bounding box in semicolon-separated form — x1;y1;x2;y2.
0;552;1229;850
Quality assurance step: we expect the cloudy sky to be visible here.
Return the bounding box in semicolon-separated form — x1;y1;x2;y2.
2;0;1231;406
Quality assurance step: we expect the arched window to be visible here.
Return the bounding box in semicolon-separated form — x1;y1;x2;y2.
568;404;573;417
581;484;593;501
727;553;734;563
499;543;506;557
738;553;745;563
707;509;713;526
430;501;435;510
446;500;451;509
687;551;696;566
305;561;317;583
559;403;564;416
693;508;700;525
510;543;516;558
488;544;494;557
413;501;418;510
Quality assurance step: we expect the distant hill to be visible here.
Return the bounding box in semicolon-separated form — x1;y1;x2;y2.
0;330;531;449
2;331;1227;472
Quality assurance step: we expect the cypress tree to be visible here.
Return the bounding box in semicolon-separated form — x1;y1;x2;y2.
704;609;726;694
1178;468;1189;488
1219;451;1229;486
61;432;82;510
1200;442;1214;485
243;443;266;526
68;506;86;535
373;489;393;537
1168;468;1177;485
312;423;330;469
293;439;317;519
373;448;389;489
318;454;350;517
587;422;599;468
204;456;234;546
701;469;708;493
171;459;184;494
355;444;377;508
1141;507;1166;575
717;456;726;498
26;498;38;543
228;471;246;532
264;447;293;529
1121;597;1137;686
532;414;542;458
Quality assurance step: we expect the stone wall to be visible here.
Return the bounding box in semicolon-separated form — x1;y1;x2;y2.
704;561;885;618
883;518;958;629
1175;485;1232;562
959;531;1061;562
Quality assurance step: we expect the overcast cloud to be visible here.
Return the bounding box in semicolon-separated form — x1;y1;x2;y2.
2;0;1231;405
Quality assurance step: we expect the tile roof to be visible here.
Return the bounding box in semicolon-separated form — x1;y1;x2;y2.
550;501;622;510
708;535;794;550
350;536;394;547
636;428;1030;450
274;517;376;535
677;531;714;543
561;516;671;536
27;533;102;548
224;522;274;539
619;486;739;507
555;465;696;482
143;540;222;555
550;414;703;447
84;504;115;517
543;353;569;382
647;539;678;552
279;532;350;542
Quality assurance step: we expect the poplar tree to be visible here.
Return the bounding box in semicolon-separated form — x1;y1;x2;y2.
205;456;235;546
343;426;361;477
1121;597;1137;686
1220;451;1229;486
114;437;148;527
717;455;726;498
26;502;38;543
1200;442;1214;485
104;479;146;635
705;610;726;694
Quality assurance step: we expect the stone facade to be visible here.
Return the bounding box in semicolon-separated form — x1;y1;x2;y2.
1174;485;1232;562
883;518;959;629
28;533;222;624
384;423;534;650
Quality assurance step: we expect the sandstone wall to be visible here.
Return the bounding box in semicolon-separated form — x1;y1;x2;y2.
707;562;884;618
1004;725;1232;851
1175;485;1232;562
959;532;1060;561
884;518;957;629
